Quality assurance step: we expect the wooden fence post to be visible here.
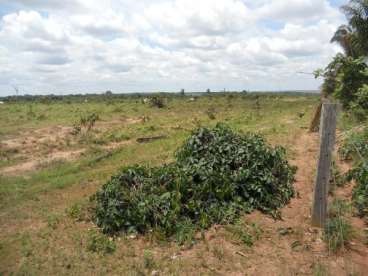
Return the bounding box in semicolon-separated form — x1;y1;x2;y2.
311;103;338;227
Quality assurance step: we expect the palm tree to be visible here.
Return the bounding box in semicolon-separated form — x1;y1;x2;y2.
330;25;356;57
341;0;368;56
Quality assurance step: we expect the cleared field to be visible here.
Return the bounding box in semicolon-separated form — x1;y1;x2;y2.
0;94;366;275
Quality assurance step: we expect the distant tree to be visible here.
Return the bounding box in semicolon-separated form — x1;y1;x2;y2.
206;88;211;93
105;90;113;95
180;89;185;96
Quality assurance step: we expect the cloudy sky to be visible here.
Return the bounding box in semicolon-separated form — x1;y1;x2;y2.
0;0;347;95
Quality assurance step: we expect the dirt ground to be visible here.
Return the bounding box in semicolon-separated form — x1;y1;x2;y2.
0;116;144;175
1;131;368;275
224;132;368;275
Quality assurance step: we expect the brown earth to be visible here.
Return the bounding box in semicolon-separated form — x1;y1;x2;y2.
0;117;144;175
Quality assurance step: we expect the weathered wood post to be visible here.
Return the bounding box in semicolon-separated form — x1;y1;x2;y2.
311;103;338;227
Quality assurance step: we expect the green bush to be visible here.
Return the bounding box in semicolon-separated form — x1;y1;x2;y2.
347;163;368;217
351;84;368;120
333;56;368;109
93;124;296;240
318;54;368;120
340;126;368;219
339;127;368;160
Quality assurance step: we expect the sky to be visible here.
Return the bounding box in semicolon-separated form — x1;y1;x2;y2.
0;0;347;96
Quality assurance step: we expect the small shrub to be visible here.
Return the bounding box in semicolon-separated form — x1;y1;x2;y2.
80;113;99;131
339;127;368;160
150;96;165;108
350;81;368;121
26;105;36;119
205;107;216;120
72;113;100;135
71;123;81;135
66;203;83;221
86;229;116;255
143;250;156;270
66;200;95;222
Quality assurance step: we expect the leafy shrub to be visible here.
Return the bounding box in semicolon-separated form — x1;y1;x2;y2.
351;84;368;120
93;124;296;240
337;57;368;108
71;112;100;135
205;107;216;120
346;162;368;217
339;126;368;219
317;54;368;120
80;113;99;131
86;229;116;255
339;127;368;160
66;201;94;221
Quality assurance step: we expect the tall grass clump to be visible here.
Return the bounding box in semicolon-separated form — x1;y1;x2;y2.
93;124;296;241
323;199;354;252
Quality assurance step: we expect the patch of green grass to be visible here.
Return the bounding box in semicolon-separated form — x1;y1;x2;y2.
86;229;116;255
225;219;262;247
143;250;156;270
46;214;60;230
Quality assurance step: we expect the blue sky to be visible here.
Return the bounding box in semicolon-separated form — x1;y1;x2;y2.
0;0;346;95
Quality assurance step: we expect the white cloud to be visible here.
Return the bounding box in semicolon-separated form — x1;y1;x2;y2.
254;0;340;22
0;0;345;95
